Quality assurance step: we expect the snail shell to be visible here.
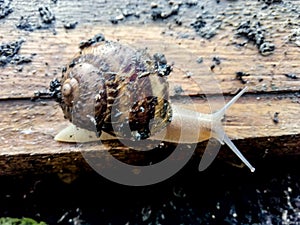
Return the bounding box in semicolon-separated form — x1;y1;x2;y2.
58;41;172;140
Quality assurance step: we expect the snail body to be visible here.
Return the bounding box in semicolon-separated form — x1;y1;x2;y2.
52;41;255;172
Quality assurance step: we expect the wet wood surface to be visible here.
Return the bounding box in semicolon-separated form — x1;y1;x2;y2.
0;0;299;175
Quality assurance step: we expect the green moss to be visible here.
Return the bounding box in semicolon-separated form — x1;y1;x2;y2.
0;217;47;225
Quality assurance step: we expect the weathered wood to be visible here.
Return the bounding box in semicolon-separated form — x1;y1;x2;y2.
0;0;300;175
1;94;299;152
1;24;300;98
1;0;300;99
1;93;299;175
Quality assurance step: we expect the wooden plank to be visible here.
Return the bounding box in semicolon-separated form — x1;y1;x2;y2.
1;24;300;98
1;92;299;175
1;1;300;99
1;94;299;154
0;0;300;175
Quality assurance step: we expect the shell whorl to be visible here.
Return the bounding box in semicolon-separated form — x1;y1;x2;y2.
58;41;172;140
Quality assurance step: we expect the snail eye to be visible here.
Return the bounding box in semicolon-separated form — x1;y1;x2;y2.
62;83;72;96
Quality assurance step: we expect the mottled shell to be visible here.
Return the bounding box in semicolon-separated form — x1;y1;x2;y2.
58;41;172;140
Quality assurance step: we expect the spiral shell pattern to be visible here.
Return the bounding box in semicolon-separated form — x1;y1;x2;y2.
57;41;172;140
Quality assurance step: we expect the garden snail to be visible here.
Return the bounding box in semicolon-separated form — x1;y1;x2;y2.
50;40;255;172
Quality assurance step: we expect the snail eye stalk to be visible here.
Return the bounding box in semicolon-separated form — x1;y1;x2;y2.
210;87;255;172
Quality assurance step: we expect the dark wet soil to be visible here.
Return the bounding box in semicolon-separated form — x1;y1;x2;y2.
0;39;33;66
0;158;299;225
0;0;13;19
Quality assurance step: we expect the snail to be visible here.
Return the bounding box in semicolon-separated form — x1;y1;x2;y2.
49;40;255;172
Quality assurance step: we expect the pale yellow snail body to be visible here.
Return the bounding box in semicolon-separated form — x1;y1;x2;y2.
51;40;255;172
